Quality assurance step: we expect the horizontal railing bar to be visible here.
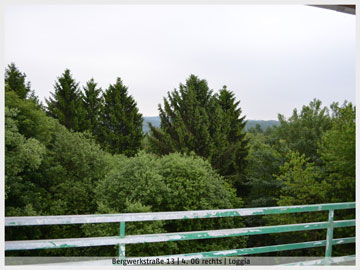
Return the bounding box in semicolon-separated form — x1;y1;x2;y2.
5;202;355;226
281;255;356;266
6;220;355;251
125;237;355;260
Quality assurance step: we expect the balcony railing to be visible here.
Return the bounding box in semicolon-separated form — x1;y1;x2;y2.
5;202;355;266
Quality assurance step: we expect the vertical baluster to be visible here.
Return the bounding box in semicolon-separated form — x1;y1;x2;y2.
325;209;334;265
119;222;126;261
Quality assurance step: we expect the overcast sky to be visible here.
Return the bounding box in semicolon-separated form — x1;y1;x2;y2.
4;5;355;120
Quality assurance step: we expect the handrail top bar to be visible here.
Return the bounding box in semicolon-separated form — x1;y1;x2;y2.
5;220;355;250
5;202;355;226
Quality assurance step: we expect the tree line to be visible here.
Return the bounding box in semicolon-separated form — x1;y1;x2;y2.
5;63;355;257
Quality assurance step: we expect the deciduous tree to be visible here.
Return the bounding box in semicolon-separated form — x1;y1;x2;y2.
270;99;332;163
91;152;246;256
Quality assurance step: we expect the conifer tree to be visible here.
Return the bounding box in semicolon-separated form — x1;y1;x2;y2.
149;75;249;189
5;63;32;99
215;87;249;178
99;78;143;156
45;69;87;132
82;78;103;135
149;75;218;156
5;63;42;107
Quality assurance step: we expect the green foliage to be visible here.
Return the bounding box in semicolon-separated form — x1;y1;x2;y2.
215;87;249;177
244;133;282;208
5;91;119;256
318;101;355;202
46;69;87;132
5;63;32;99
149;74;218;156
265;151;330;256
91;152;246;256
245;120;279;131
98;78;144;156
5;91;115;216
42;127;114;215
276;151;327;205
241;132;283;249
5;63;42;107
5;107;46;208
149;75;248;193
267;101;355;256
5;91;57;217
4;63;355;258
270;99;332;163
273;101;355;207
247;124;264;135
5;91;55;145
82;78;103;136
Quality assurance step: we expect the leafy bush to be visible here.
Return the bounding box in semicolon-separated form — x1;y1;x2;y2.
88;152;247;256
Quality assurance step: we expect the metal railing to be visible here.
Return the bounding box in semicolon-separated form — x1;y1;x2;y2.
5;202;355;265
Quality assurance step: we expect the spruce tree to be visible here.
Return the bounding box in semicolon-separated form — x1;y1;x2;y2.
215;86;249;178
149;75;249;190
149;75;220;156
5;63;31;99
5;63;42;107
82;78;103;136
99;78;143;156
45;69;87;132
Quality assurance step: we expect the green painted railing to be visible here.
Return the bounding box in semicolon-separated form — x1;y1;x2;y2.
5;202;355;265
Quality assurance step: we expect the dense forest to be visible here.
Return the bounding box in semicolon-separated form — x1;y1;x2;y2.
5;63;355;257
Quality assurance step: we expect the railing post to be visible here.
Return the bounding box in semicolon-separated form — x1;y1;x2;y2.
119;222;126;262
325;209;334;265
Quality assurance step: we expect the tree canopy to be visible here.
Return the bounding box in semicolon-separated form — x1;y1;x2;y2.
148;75;249;193
5;63;32;99
92;152;246;256
82;78;103;135
46;69;87;132
266;101;355;256
98;78;144;156
5;63;355;258
269;99;332;163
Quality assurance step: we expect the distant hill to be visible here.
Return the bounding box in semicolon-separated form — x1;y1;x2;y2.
143;116;279;133
245;120;280;130
143;116;162;133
